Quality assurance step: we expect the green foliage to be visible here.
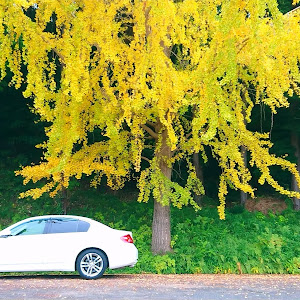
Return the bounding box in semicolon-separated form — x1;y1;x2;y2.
81;195;300;275
0;85;45;165
108;199;299;274
0;161;62;228
277;0;294;14
0;175;299;274
0;172;300;274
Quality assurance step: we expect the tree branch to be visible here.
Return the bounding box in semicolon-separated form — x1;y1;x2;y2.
141;124;158;139
237;38;250;55
52;48;66;66
185;131;192;141
146;120;157;128
39;33;66;66
141;156;151;164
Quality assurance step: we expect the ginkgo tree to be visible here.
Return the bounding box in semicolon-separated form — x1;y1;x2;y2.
1;0;300;254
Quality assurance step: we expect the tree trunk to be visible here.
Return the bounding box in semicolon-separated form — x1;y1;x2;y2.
151;128;172;254
61;186;69;214
291;175;300;210
192;152;203;205
152;199;172;254
291;131;300;210
240;146;247;207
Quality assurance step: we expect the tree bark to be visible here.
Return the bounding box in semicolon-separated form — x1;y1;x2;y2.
151;128;172;254
291;131;300;210
152;199;172;254
240;146;247;207
240;92;248;207
62;186;69;215
193;152;203;183
192;152;203;205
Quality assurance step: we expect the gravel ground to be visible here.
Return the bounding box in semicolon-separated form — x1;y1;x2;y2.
0;274;299;300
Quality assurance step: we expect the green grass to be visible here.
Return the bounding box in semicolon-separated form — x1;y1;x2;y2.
1;179;299;275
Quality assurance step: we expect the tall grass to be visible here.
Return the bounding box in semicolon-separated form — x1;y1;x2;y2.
1;181;298;275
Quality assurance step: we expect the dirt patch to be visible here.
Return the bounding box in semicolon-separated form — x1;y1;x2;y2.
0;274;299;300
245;197;287;214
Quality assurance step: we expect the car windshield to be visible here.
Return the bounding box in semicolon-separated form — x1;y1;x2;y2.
10;219;47;236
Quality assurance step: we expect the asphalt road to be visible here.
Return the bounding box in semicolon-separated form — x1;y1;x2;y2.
0;274;299;300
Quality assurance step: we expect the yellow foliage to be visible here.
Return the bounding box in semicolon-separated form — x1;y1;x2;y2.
0;0;299;218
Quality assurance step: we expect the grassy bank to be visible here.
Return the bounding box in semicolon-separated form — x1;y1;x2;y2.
0;170;299;275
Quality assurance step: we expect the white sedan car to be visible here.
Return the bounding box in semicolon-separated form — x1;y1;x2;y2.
0;215;138;279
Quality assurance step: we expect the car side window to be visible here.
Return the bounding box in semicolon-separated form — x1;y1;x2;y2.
77;220;90;232
48;218;90;234
10;219;47;236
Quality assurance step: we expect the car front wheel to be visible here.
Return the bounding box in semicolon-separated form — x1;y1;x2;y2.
76;249;108;279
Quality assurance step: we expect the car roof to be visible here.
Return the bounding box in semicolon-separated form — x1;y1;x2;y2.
2;215;102;230
1;215;113;232
21;215;95;223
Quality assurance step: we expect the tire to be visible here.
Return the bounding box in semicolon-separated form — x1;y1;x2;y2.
76;249;108;280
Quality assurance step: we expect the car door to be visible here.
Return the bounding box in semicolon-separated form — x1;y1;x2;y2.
0;218;49;272
41;217;91;270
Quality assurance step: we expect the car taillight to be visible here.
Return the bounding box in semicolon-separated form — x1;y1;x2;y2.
120;234;133;243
